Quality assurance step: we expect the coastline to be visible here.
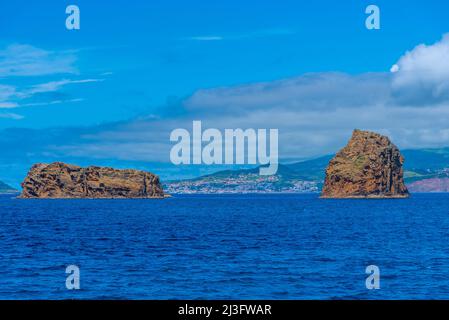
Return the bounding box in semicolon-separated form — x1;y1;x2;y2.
320;194;410;199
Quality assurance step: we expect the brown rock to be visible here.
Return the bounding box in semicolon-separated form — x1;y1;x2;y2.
19;162;165;199
321;129;409;198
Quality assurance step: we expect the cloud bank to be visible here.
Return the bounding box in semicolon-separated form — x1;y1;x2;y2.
58;33;449;162
0;44;77;77
392;33;449;105
1;34;449;180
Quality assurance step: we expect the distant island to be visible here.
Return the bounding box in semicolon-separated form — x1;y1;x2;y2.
19;162;166;199
0;180;18;194
321;129;409;198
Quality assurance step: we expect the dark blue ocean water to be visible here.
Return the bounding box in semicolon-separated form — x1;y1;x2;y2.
1;193;449;299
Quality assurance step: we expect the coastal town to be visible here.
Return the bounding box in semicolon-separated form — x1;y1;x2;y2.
164;172;319;194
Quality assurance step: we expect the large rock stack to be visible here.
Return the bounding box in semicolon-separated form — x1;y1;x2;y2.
321;130;409;198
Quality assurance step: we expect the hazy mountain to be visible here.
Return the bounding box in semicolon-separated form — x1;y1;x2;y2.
0;180;17;193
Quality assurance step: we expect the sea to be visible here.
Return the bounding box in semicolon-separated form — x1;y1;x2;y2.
1;193;449;299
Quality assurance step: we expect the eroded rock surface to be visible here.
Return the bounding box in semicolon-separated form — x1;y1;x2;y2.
20;162;165;199
321;130;409;198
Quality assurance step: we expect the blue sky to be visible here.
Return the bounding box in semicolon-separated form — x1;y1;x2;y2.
1;0;448;128
1;0;449;185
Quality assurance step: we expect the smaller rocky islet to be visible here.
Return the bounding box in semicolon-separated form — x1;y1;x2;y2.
19;162;165;199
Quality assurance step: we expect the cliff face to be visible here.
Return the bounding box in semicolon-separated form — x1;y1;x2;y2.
321;130;409;198
20;162;165;199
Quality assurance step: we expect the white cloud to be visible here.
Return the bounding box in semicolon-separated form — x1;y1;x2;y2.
187;36;223;41
0;85;17;103
0;102;18;109
0;44;77;77
0;85;19;109
0;112;23;120
21;79;103;97
185;28;296;42
46;100;449;163
392;33;449;105
0;44;98;112
390;64;399;73
185;72;391;114
66;51;449;162
0;77;101;109
20;98;84;107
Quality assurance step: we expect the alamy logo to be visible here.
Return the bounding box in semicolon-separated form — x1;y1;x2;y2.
170;121;278;175
66;5;80;30
365;265;380;289
65;265;80;290
365;5;380;30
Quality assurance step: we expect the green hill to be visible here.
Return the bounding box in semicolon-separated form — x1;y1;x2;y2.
393;148;449;183
285;155;333;181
